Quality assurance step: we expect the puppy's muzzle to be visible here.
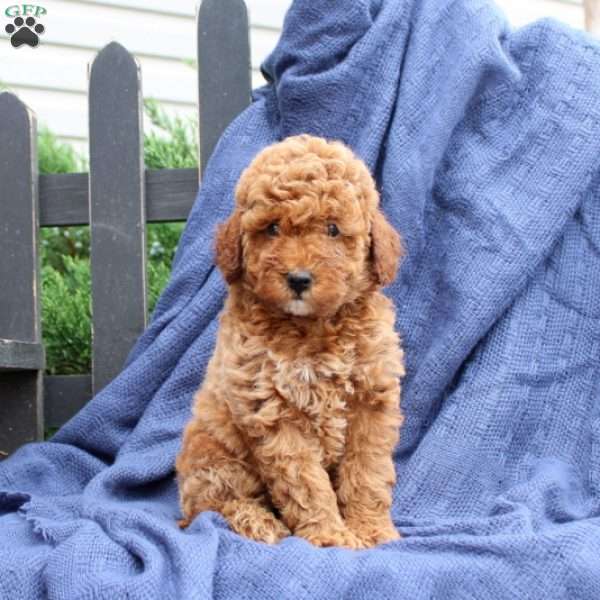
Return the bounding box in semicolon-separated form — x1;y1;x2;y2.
286;271;313;297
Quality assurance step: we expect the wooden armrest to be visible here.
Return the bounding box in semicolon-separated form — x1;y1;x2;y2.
0;338;45;372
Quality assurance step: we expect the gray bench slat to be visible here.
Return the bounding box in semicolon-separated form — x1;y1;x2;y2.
39;168;199;227
39;172;88;226
0;93;44;452
89;42;147;396
198;0;251;174
145;169;199;221
0;339;45;372
44;375;92;429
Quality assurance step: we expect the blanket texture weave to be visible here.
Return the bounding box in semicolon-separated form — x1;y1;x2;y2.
2;0;600;597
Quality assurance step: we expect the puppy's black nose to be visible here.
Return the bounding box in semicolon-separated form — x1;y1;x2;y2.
287;271;312;296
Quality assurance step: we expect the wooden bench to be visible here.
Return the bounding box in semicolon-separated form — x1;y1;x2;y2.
0;0;251;456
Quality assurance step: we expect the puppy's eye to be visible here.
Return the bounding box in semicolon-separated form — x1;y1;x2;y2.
327;223;340;237
266;222;280;237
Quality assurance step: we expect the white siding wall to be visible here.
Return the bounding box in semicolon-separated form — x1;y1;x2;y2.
0;0;587;152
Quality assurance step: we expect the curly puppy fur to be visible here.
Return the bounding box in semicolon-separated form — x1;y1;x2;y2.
176;134;405;549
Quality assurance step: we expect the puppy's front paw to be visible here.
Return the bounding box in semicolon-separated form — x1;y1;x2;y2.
296;522;366;549
235;510;291;544
345;517;401;548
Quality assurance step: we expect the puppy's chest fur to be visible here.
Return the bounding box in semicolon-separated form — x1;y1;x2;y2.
269;347;354;466
233;338;357;467
214;297;399;469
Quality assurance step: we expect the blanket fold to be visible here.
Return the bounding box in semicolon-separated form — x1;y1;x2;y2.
2;0;600;597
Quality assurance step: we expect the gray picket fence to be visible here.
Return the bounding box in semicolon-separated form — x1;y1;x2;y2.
0;0;251;456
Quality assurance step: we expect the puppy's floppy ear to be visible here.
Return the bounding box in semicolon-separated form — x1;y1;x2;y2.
214;211;243;283
370;210;404;287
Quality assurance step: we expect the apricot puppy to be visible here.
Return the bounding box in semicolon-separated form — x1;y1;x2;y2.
176;134;405;549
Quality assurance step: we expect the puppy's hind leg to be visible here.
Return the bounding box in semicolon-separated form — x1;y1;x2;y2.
176;424;289;544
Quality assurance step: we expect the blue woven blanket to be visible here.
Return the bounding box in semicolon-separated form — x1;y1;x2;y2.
2;0;600;597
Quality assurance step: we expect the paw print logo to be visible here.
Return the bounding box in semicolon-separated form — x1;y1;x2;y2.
5;16;45;48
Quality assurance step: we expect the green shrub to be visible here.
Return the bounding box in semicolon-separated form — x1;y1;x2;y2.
42;254;173;375
42;226;89;271
42;256;92;375
148;222;184;265
38;126;86;175
144;98;198;169
148;260;174;312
